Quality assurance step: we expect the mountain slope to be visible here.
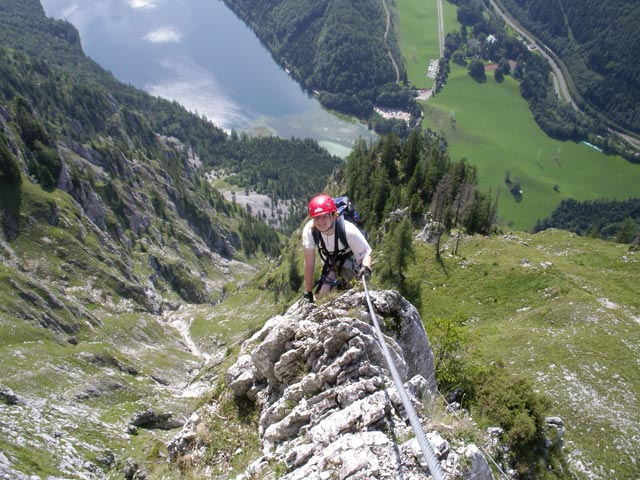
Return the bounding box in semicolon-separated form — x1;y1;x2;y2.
221;0;420;129
2;1;638;479
0;1;337;477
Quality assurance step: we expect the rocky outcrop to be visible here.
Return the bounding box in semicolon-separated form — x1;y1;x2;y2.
169;289;494;479
0;384;19;405
128;409;184;432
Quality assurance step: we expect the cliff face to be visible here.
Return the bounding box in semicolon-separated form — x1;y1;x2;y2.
169;289;495;479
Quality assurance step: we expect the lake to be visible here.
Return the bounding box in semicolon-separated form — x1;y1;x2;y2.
39;0;377;157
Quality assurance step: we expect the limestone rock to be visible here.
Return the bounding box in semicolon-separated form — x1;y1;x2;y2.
130;409;184;430
172;289;495;479
0;384;19;405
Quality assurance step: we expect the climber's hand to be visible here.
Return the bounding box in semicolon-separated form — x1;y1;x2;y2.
357;266;371;282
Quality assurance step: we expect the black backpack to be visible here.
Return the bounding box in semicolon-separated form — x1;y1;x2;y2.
312;196;366;291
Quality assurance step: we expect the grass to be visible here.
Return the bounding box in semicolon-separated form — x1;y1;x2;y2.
405;229;640;478
394;0;640;231
396;0;459;90
423;65;640;230
190;286;284;351
395;0;439;89
0;167;279;478
0;303;210;477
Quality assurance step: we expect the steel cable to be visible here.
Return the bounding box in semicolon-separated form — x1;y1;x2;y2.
362;277;447;480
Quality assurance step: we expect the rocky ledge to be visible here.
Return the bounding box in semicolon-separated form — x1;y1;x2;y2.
169;289;495;479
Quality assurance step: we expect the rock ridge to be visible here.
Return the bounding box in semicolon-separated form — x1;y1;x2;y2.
169;289;494;479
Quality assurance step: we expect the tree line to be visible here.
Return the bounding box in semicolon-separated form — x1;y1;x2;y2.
497;0;640;135
533;198;640;245
345;129;495;235
339;128;496;285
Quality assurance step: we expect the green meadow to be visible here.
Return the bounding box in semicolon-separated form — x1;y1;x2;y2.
396;0;459;90
396;0;640;230
423;66;640;229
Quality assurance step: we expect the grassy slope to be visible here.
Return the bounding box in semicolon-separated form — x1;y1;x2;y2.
395;0;439;89
396;0;640;231
0;307;203;476
406;230;639;478
0;263;270;478
0;178;270;477
395;1;640;476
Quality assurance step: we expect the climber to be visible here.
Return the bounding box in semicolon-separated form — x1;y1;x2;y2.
301;194;372;302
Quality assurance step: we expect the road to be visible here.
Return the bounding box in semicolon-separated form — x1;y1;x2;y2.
487;0;576;108
487;0;640;150
436;0;444;57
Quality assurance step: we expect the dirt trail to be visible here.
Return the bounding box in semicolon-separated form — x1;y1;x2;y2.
381;0;400;83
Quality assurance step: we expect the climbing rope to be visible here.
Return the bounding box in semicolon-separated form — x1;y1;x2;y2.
362;277;447;480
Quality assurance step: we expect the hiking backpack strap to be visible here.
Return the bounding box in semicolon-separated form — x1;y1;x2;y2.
312;217;351;261
334;216;349;251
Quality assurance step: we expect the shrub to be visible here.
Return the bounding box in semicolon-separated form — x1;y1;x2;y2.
427;315;477;404
473;362;554;477
0;134;22;238
28;140;61;191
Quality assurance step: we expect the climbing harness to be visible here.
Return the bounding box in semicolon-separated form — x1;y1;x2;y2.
313;217;353;294
362;276;447;480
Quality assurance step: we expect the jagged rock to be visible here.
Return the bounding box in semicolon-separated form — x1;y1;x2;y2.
76;351;139;375
0;104;10;121
171;289;494;479
545;416;565;447
463;444;494;480
57;159;107;230
123;458;148;480
8;278;82;334
415;212;445;244
0;384;19;405
95;450;116;468
444;387;464;404
130;409;183;430
167;406;214;462
74;378;126;400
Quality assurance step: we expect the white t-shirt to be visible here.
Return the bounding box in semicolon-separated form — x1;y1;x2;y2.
302;218;371;263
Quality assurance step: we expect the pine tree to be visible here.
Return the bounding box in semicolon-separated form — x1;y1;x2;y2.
379;215;414;286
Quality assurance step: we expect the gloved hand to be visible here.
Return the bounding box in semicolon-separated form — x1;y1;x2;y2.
357;266;371;281
302;291;314;303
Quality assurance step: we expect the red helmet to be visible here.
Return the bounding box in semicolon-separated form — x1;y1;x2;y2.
309;194;337;218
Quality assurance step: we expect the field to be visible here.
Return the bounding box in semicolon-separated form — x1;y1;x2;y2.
395;0;439;89
424;65;640;229
395;0;640;230
396;0;459;90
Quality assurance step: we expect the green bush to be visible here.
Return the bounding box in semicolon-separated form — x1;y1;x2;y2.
428;314;563;477
427;315;476;400
28;140;61;191
474;364;550;445
473;362;554;477
0;134;22;238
